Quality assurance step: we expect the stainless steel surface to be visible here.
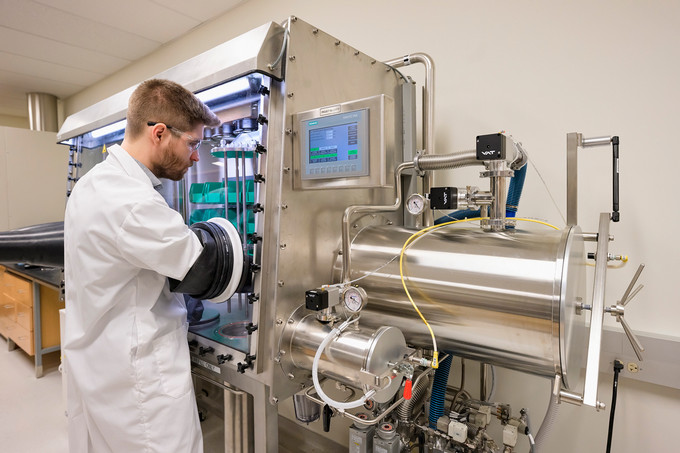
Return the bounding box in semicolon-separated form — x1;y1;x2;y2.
287;314;407;403
581;136;613;147
338;224;587;387
192;371;254;453
566;132;581;226
278;416;345;453
341;162;414;283
27;92;58;132
269;18;406;408
56;21;286;142
583;213;610;407
384;53;435;226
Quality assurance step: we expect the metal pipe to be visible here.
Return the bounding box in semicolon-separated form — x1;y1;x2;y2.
27;92;58;132
581;136;612;147
480;363;488;401
383;53;435;226
341;161;414;283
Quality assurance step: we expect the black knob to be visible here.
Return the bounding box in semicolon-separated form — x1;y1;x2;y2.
188;339;198;348
248;293;260;304
217;354;232;364
322;404;332;432
245;323;258;335
199;346;214;356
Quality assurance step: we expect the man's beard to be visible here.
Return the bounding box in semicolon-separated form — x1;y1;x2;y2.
152;146;190;181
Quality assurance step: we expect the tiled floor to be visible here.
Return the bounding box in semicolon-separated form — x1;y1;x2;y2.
0;340;68;453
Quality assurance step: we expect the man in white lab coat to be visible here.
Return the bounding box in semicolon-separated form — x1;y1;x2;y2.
63;79;221;452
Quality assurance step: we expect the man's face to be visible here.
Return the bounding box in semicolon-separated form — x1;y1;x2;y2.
153;123;203;181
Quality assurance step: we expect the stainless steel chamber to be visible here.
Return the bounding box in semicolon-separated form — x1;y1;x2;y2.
339;224;587;390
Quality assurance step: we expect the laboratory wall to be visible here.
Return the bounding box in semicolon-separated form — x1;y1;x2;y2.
61;1;680;451
0;115;29;129
0;127;67;230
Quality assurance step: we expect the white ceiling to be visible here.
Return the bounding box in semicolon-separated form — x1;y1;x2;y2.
0;0;245;119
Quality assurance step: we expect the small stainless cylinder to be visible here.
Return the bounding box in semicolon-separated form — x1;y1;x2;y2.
289;315;407;403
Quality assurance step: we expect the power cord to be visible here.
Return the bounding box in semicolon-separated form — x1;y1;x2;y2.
606;359;624;453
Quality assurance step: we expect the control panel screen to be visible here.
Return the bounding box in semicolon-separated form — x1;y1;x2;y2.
300;109;369;180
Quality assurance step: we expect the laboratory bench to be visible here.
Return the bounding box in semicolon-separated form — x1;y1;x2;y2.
0;262;64;377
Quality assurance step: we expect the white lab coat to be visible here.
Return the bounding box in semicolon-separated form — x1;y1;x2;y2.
63;144;204;452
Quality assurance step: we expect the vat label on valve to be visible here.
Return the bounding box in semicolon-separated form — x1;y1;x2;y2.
191;356;221;374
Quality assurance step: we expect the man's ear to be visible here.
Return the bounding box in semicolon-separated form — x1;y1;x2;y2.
149;123;166;145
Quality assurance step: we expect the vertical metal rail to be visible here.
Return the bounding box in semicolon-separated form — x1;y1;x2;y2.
583;212;610;408
566;133;581;226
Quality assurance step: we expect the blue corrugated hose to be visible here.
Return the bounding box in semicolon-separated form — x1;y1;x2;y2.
429;354;453;428
434;164;527;226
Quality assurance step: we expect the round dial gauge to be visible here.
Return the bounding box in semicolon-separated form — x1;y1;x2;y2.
342;286;368;313
406;193;427;215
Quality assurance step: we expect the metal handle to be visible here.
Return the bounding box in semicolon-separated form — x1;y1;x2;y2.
611;137;620;222
605;264;645;361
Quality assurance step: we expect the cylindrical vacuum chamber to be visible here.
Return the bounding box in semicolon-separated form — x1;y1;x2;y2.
337;225;587;390
286;313;408;403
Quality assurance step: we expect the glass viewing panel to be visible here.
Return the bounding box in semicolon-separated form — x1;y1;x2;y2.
184;74;268;353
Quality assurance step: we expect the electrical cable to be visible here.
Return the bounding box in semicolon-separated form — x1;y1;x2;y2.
528;156;567;226
399;216;560;369
606;360;624;453
400;217;484;368
448;358;465;412
524;408;536;453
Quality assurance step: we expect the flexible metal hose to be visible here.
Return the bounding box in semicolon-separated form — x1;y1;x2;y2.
415;151;478;172
534;378;560;452
396;372;431;423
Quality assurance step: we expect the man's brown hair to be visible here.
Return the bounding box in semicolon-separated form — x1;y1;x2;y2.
126;79;220;139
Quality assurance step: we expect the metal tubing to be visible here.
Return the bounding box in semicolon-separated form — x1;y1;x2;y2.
384;53;435;226
581;136;612;147
480;363;488;401
341;161;414;283
583;213;611;407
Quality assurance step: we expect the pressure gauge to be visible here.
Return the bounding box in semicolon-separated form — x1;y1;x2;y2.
342;286;368;313
406;193;427;215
